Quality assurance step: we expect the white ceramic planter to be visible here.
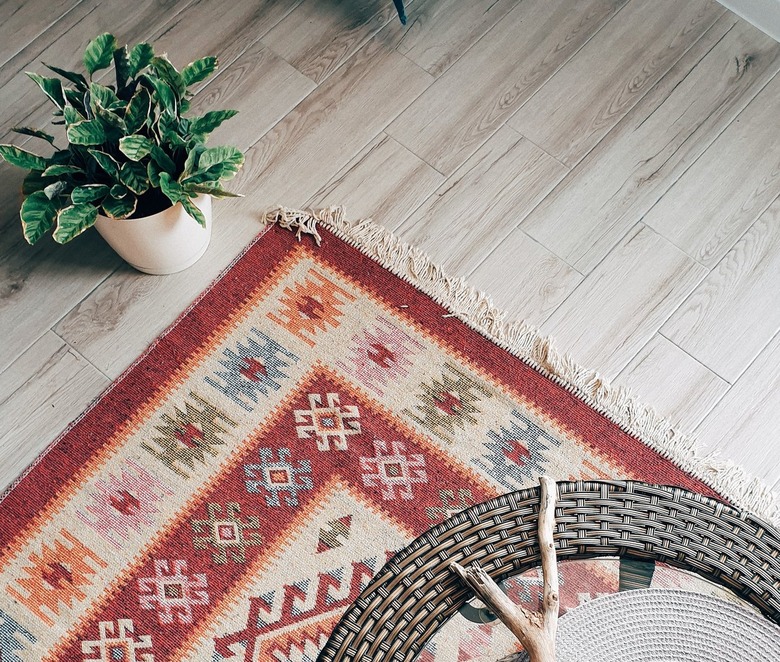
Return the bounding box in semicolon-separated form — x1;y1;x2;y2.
94;194;212;275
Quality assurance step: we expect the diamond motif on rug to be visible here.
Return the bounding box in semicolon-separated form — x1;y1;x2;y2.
205;328;299;411
336;315;422;396
405;363;494;443
142;392;237;478
267;267;356;346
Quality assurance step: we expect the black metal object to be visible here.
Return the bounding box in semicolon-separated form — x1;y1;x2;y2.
393;0;407;25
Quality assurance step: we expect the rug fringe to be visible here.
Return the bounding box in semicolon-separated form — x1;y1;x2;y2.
263;206;780;526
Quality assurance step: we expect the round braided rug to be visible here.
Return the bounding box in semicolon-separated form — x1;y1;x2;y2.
501;589;780;662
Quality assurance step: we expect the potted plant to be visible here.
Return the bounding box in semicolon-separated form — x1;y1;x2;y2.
0;32;244;274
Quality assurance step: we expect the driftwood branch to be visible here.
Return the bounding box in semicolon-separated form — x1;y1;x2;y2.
450;477;559;662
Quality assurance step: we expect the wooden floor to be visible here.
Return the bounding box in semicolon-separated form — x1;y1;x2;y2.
1;0;779;497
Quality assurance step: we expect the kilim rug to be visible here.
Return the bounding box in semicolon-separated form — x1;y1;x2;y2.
1;207;777;662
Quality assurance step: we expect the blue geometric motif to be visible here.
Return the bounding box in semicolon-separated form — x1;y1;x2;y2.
205;328;299;411
0;608;36;662
244;448;313;507
473;410;561;490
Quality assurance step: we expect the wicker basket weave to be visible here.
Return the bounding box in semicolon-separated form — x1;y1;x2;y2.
317;480;780;662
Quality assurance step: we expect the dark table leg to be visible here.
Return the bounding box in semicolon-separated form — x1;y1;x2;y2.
392;0;407;24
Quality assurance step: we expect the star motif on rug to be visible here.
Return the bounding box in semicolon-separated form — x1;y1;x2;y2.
294;391;361;451
191;502;263;565
80;618;154;662
360;439;428;500
137;559;209;626
243;448;313;507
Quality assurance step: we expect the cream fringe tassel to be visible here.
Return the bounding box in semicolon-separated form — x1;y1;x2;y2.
263;206;780;527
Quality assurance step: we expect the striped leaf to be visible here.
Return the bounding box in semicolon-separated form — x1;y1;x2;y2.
20;191;57;244
53;203;98;243
181;56;217;88
0;145;48;171
83;33;117;76
25;72;65;108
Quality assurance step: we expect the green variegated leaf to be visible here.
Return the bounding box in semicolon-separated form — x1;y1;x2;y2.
63;87;86;110
143;75;177;116
180;195;207;227
25;72;65;108
159;172;183;204
181;182;242;198
102;193;137;219
53;203;98;243
0;145;48;170
128;42;154;77
151;56;185;97
71;184;109;204
183;143;206;176
113;46;131;90
181;56;217;87
87;149;119;177
43;180;68;200
119;135;154;161
11;126;56;147
67;119;107;145
150;144;176;174
89;82;121;112
181;163;226;185
42;164;82;177
198;145;244;179
147;159;161;188
83;33;117;76
95;106;126;134
63;103;84;125
20;191;57;244
124;88;150;134
119;161;149;195
110;183;129;199
44;63;88;90
189;109;238;138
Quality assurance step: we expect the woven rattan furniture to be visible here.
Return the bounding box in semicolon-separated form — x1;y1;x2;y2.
318;480;780;661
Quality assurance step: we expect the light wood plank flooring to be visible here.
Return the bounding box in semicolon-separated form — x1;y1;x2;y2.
1;0;779;495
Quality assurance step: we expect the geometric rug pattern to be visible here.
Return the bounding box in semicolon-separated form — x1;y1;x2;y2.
0;224;727;661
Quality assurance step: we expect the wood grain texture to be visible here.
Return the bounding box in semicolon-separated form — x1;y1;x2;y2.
643;73;780;268
616;334;729;431
508;0;724;167
542;224;708;379
0;0;80;73
0;331;108;492
263;0;401;83
0;163;120;374
306;133;445;230
696;331;780;486
386;0;625;175
521;16;780;274
150;0;301;79
468;231;584;328
661;199;780;382
232;37;433;213
187;39;315;151
394;0;517;77
395;126;567;274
